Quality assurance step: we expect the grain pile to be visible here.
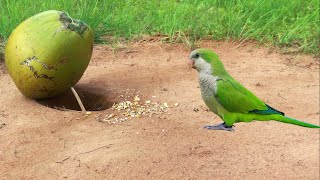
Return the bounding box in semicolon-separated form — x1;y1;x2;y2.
95;89;179;124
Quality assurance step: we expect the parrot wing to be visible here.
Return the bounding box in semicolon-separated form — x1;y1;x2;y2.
215;78;284;115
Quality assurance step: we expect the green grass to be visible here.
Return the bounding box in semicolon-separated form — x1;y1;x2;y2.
1;0;319;54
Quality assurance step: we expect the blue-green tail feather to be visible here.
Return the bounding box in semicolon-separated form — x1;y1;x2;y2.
273;115;320;128
249;104;284;116
249;104;319;128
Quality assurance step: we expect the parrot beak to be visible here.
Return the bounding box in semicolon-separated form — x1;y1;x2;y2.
188;59;195;69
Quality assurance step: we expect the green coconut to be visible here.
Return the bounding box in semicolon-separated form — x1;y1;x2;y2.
5;10;94;99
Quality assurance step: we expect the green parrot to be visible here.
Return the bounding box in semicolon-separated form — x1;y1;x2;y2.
189;48;320;131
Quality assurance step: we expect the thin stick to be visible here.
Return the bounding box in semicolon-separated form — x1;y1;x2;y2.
73;144;112;160
55;156;70;164
70;87;86;112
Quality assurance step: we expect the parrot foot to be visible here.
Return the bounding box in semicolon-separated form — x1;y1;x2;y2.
203;122;234;131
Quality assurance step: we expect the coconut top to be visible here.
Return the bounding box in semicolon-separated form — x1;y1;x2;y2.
59;12;89;37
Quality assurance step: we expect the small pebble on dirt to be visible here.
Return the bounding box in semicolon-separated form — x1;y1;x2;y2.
0;123;6;129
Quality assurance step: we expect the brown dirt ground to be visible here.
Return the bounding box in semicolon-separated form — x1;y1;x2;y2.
0;41;319;180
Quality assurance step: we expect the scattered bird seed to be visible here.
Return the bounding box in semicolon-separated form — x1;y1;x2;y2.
134;95;141;102
96;90;179;124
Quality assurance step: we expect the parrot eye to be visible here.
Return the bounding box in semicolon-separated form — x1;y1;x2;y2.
194;53;200;58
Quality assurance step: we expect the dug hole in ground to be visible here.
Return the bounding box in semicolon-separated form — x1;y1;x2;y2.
0;41;319;179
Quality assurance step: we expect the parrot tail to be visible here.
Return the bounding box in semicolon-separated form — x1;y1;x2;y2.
273;115;320;128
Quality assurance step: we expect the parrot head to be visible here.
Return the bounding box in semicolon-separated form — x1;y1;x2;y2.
189;48;225;74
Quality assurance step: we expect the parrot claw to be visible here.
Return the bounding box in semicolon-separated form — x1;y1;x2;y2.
203;123;234;131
